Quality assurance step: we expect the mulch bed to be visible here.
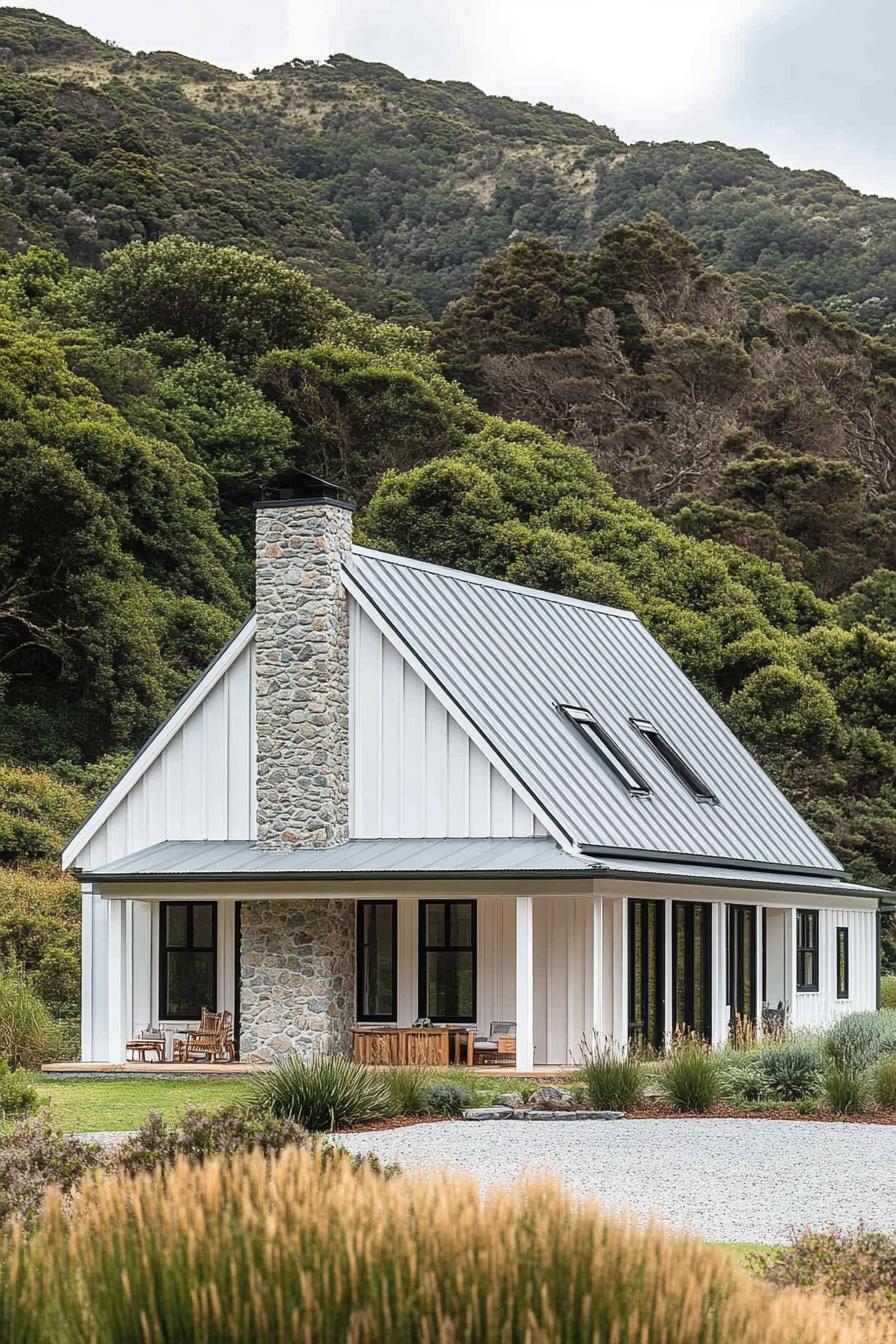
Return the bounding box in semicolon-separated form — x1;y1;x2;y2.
626;1099;896;1124
344;1104;896;1130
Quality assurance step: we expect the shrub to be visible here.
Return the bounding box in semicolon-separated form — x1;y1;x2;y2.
881;976;896;1010
720;1054;770;1104
0;1115;101;1228
424;1079;473;1116
0;1061;38;1120
248;1053;392;1132
823;1063;869;1114
579;1037;645;1111
824;1011;896;1071
3;1147;884;1344
758;1042;822;1101
756;1225;896;1324
384;1066;434;1116
659;1037;721;1113
0;960;65;1068
114;1105;310;1175
873;1055;896;1109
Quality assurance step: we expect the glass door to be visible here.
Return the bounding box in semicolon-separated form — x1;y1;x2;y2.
672;902;712;1038
628;899;665;1051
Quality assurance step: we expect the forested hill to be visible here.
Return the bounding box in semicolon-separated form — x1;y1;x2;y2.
1;8;896;330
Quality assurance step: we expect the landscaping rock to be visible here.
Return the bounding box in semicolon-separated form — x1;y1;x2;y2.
492;1091;526;1109
527;1085;575;1111
462;1107;513;1121
509;1109;624;1120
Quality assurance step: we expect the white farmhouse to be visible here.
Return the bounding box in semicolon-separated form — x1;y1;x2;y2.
63;478;887;1067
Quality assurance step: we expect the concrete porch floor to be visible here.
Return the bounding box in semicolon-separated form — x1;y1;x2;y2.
41;1061;577;1077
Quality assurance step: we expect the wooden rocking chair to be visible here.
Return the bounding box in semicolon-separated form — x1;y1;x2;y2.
173;1008;235;1063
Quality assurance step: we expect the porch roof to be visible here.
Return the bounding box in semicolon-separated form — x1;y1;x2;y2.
76;838;889;898
77;836;597;882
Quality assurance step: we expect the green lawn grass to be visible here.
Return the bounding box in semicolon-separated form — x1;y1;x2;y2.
33;1075;255;1132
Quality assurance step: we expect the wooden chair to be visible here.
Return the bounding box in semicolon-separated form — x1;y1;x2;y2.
473;1020;517;1065
173;1009;235;1063
126;1027;166;1063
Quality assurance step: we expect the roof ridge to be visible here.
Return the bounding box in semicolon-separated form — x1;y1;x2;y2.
349;546;639;620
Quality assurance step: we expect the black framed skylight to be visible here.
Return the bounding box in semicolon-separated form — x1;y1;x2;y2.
629;718;719;804
557;704;651;796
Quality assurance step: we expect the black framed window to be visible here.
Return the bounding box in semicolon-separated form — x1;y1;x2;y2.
557;704;651;796
419;901;476;1022
628;899;665;1050
357;901;397;1022
796;910;819;992
630;718;718;804
836;925;849;1000
159;902;216;1020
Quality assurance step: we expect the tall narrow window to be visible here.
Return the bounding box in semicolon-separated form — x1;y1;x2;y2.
557;704;651;796
796;910;819;992
630;718;718;803
419;901;476;1022
357;901;397;1022
836;926;849;1000
159;903;216;1020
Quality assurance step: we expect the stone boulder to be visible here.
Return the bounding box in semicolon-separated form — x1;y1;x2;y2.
527;1085;576;1111
492;1091;526;1110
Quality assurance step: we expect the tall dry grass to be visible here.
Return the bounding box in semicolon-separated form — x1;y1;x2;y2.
0;1147;887;1343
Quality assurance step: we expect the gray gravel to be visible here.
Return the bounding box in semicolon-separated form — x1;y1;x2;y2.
339;1118;896;1243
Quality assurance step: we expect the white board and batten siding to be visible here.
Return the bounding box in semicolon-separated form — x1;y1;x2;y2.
349;603;548;839
790;905;878;1029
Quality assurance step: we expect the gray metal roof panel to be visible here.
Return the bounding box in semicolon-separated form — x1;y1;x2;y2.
346;548;842;873
79;837;597;881
591;857;888;898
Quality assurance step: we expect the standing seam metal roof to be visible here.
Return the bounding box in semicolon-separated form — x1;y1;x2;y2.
346;547;842;873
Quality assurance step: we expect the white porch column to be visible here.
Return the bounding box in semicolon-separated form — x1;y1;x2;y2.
755;905;764;1037
611;897;627;1048
80;883;95;1062
590;894;603;1045
710;902;727;1048
515;894;534;1070
107;897;129;1065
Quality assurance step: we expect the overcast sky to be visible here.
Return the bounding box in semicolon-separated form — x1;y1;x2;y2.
39;0;896;198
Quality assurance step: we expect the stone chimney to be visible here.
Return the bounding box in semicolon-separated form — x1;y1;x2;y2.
254;480;354;850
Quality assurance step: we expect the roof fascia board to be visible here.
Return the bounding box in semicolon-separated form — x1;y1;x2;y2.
342;566;576;852
92;876;595;900
61;614;256;870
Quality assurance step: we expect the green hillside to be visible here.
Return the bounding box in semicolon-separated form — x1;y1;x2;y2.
0;8;895;329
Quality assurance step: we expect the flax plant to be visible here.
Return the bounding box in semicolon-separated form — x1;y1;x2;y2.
1;1148;887;1344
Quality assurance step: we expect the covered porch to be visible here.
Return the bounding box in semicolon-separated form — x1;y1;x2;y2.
77;838;882;1067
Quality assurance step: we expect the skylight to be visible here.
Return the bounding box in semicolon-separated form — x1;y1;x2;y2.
630;718;719;804
557;705;651;796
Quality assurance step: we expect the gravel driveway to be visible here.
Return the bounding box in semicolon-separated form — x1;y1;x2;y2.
339;1118;896;1243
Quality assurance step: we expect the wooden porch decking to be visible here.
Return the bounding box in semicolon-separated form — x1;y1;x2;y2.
41;1061;577;1077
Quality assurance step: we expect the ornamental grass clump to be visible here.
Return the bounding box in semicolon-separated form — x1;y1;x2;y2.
1;1147;887;1344
383;1065;434;1116
823;1063;869;1115
249;1053;392;1132
758;1041;822;1102
659;1036;721;1113
873;1055;896;1110
0;962;64;1070
579;1036;644;1111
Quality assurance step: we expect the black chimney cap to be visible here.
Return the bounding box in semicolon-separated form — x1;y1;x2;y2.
254;472;354;511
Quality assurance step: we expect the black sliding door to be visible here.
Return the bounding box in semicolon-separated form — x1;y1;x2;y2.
628;899;665;1051
727;904;757;1033
672;902;712;1039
